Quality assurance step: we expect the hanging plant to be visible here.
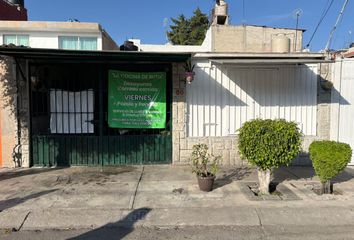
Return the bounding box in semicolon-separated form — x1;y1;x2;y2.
184;60;195;84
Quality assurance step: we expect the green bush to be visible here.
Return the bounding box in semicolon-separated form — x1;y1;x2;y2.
238;119;302;170
309;141;352;183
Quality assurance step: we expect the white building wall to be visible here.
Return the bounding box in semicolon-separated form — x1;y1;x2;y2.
0;31;103;50
187;63;318;137
331;59;354;164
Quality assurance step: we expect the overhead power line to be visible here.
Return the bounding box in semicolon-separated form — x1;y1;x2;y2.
305;0;335;48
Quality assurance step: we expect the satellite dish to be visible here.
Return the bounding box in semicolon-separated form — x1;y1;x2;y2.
293;8;303;19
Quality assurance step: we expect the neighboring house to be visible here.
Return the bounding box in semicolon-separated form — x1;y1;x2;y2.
0;21;119;50
343;45;354;58
0;0;27;21
138;24;303;54
137;0;328;166
139;0;302;54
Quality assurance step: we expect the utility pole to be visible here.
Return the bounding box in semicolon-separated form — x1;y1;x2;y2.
325;0;350;51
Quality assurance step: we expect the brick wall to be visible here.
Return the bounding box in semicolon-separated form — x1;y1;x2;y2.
0;1;27;21
211;25;303;53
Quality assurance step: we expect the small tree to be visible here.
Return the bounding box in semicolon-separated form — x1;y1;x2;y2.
309;141;352;194
167;8;209;45
238;119;302;194
191;144;219;177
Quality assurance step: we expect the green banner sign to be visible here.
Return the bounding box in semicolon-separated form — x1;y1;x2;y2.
108;70;167;129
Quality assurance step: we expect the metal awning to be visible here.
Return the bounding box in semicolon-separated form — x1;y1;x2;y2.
211;59;332;65
193;52;330;65
0;47;191;63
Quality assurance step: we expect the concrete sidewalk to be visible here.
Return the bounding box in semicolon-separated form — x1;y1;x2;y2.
1;165;354;232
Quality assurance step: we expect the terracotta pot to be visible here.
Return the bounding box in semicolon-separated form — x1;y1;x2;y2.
185;72;195;84
197;175;215;192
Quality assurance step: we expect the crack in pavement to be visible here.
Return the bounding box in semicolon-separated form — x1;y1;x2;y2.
15;211;31;232
129;167;145;210
254;208;268;239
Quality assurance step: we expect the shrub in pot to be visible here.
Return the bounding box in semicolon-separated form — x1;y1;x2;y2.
309;141;352;194
238;119;302;195
191;144;220;192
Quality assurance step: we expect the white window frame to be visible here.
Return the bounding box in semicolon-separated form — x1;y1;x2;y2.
3;34;30;46
58;36;98;50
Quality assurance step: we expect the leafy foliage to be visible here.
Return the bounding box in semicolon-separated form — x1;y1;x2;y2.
183;60;195;72
191;144;220;177
167;8;209;45
238;119;302;171
309;141;352;183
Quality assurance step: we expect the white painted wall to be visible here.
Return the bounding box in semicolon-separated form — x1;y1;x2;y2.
140;43;205;53
0;31;103;50
187;63;318;137
331;59;354;164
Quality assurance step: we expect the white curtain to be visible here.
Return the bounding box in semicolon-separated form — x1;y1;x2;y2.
80;37;97;50
17;35;29;46
59;37;78;50
50;89;94;134
3;35;17;45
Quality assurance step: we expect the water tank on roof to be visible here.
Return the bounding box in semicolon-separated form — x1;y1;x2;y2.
7;0;24;6
215;0;228;16
213;0;229;25
272;34;291;53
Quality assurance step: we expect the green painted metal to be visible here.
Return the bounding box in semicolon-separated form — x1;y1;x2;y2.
29;62;173;167
32;135;172;167
0;47;190;63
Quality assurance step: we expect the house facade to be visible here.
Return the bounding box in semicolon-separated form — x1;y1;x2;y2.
173;53;330;166
0;0;341;168
0;48;190;168
0;48;330;168
0;21;118;50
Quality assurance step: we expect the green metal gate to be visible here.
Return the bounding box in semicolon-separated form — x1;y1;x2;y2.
30;63;172;166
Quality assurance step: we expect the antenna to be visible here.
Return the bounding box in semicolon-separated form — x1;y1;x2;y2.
293;8;303;52
242;0;246;24
325;0;350;51
163;17;169;44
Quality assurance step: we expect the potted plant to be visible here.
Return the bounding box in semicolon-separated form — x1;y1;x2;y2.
191;143;220;192
184;60;195;84
238;119;302;195
309;141;352;194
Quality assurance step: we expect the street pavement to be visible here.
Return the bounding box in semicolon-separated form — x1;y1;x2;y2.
0;165;354;239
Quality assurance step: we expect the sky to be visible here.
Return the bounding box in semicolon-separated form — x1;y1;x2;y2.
25;0;354;51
